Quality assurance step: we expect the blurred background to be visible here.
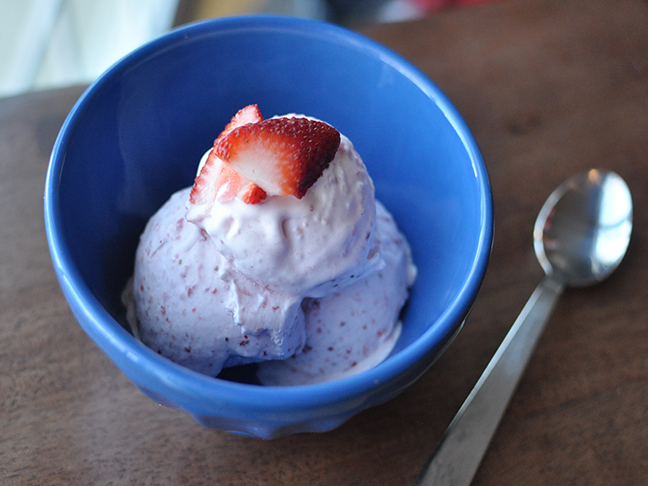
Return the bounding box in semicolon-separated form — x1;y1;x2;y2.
0;0;495;98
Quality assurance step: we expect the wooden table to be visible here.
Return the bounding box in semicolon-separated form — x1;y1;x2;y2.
2;0;647;483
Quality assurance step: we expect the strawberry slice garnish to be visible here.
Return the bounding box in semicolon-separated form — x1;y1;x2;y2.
189;105;266;206
214;116;341;199
219;104;262;139
190;150;267;205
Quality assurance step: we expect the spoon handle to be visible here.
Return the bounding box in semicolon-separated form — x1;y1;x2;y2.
413;276;564;486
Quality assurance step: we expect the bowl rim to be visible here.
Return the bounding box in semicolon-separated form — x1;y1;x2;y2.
44;14;493;412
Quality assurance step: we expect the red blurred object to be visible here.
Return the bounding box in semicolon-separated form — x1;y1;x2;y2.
454;0;500;5
411;0;502;13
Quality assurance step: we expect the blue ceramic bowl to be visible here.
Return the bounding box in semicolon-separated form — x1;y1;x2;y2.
44;15;492;438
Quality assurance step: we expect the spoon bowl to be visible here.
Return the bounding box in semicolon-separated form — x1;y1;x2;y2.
535;169;633;287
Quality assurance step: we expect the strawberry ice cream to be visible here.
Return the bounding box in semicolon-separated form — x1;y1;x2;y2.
257;201;416;385
132;187;306;373
129;105;416;384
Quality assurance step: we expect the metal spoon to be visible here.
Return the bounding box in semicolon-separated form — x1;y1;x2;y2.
414;169;632;486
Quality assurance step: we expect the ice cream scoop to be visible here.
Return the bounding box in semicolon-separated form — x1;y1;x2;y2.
133;187;306;375
257;201;416;385
187;123;382;299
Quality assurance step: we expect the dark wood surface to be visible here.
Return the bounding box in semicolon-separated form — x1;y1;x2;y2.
2;0;647;484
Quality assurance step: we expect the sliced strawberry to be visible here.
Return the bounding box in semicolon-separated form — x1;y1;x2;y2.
214;117;341;199
189;105;266;207
190;151;267;206
219;104;262;138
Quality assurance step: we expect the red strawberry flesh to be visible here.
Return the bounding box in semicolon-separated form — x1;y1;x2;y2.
189;105;266;207
214;116;341;199
219;104;263;138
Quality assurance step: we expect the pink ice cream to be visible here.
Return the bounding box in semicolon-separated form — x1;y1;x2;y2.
129;111;416;384
132;187;306;373
186;122;381;298
257;201;416;385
